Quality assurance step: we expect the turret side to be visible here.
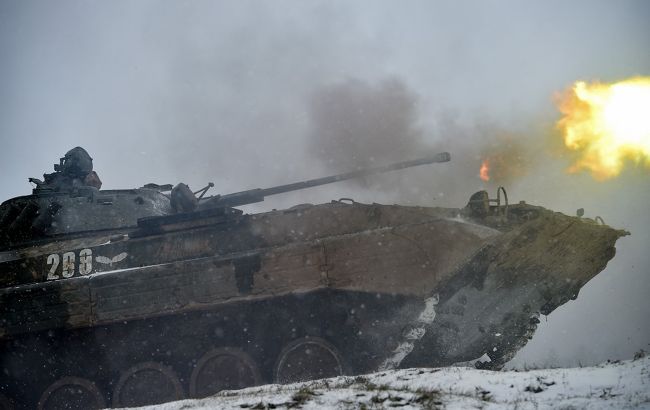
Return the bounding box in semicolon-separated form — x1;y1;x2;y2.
0;188;172;250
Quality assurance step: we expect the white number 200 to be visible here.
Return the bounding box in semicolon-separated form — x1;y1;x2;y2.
46;249;93;280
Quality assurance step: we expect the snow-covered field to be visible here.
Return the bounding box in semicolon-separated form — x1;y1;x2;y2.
127;355;649;409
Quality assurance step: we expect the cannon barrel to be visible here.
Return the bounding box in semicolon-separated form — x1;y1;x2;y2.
201;152;451;209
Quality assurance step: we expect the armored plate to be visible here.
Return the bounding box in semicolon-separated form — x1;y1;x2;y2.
0;198;626;409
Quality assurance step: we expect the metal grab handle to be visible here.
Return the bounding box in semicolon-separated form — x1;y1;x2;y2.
497;186;508;218
488;186;508;218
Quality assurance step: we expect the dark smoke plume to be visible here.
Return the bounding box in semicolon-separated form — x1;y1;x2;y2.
308;77;427;175
306;77;542;205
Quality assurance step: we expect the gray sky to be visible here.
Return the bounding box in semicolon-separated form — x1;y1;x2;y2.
1;0;649;367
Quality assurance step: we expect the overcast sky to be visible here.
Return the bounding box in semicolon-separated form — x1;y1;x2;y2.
1;0;648;367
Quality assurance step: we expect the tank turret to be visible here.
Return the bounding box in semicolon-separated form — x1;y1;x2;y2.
0;150;450;250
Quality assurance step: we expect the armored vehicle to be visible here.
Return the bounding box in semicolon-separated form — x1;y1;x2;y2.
0;148;626;409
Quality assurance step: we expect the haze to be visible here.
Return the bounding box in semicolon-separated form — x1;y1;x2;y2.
1;0;648;368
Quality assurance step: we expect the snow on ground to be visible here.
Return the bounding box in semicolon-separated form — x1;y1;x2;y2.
128;355;650;409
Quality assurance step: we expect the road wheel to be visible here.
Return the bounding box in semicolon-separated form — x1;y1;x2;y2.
38;377;105;410
112;361;184;407
190;347;261;398
274;336;346;384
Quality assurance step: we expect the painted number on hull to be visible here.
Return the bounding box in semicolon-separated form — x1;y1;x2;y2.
46;249;93;280
46;254;60;280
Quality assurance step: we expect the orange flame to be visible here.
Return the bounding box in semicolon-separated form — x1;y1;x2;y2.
556;77;650;180
479;159;490;181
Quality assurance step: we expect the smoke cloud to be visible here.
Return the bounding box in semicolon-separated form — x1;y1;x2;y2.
305;76;546;206
1;0;648;369
308;77;425;172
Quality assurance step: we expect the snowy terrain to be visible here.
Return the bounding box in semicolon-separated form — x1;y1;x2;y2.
127;355;649;409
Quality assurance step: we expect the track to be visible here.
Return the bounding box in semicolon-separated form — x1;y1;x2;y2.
0;290;418;409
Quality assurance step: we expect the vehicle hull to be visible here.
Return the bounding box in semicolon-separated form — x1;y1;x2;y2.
0;201;625;409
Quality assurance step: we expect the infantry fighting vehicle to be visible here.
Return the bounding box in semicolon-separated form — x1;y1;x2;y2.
0;148;626;409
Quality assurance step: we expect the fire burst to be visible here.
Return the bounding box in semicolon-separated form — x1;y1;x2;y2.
479;159;490;181
556;77;650;180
